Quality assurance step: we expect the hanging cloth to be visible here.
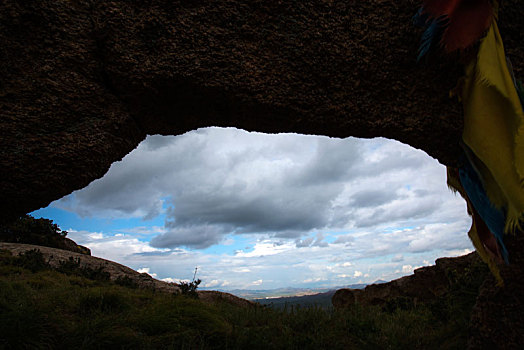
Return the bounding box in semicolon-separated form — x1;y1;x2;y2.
461;20;524;234
447;168;504;285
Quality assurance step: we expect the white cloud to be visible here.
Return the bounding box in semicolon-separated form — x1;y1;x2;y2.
203;280;220;288
303;277;327;283
161;277;177;283
40;128;475;290
235;241;295;258
137;267;157;278
402;265;414;273
392;254;404;262
67;229;169;263
333;235;355;245
88;232;104;240
56;129;467;250
232;268;251;273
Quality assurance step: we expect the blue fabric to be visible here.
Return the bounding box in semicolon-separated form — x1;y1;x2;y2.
413;8;447;62
459;155;509;263
516;80;524;110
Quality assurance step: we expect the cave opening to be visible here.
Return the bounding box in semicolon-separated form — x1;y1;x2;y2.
30;127;472;291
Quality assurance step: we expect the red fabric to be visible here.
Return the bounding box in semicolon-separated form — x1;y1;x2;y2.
422;0;493;52
472;206;504;264
423;0;462;15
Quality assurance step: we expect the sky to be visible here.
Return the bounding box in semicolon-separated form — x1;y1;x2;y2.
31;127;474;291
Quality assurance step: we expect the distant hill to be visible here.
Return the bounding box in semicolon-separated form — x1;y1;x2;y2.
224;282;379;301
225;287;331;300
254;290;337;309
241;283;371;309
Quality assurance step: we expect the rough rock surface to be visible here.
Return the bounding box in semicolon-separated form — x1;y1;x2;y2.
332;245;524;349
61;237;92;256
0;242;181;293
332;252;481;309
2;0;521;221
468;234;524;350
198;290;256;309
0;0;488;220
1;0;524;348
0;242;256;308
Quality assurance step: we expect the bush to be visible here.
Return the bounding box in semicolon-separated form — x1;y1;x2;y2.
0;214;67;248
78;290;129;315
12;249;49;272
0;303;55;349
115;275;139;289
57;257;110;281
179;279;201;298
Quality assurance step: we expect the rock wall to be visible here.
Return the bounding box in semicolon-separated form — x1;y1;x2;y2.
332;252;482;309
2;1;524;348
1;0;523;221
0;0;474;220
468;234;524;349
0;242;180;293
0;242;257;308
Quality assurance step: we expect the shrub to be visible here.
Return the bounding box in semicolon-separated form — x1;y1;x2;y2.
78;290;129;315
0;303;55;349
0;214;67;248
12;249;49;272
179;279;201;298
115;275;139;289
57;257;110;281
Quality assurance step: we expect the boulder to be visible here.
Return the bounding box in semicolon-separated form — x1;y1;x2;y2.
0;242;180;293
332;252;481;309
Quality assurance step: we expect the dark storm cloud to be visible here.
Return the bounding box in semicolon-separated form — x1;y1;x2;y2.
290;137;363;185
133;250;183;257
55;128;444;249
273;230;304;239
354;199;441;228
350;189;400;208
168;193;331;233
150;224;230;249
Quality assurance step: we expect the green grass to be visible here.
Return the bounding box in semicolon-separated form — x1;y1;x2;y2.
0;249;484;349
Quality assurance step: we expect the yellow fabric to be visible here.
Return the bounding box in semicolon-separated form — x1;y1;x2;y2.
461;20;524;233
446;168;504;285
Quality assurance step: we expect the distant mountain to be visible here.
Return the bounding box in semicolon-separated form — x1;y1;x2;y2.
254;290;336;309
218;283;371;308
225;287;327;300
251;283;372;309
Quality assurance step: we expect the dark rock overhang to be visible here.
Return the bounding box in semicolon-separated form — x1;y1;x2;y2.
0;0;522;220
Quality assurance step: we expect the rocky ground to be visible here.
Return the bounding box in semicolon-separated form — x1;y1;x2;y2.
0;242;180;293
332;252;482;309
0;242;256;309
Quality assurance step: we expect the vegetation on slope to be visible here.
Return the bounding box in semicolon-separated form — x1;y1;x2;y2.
0;248;486;349
0;215;90;255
